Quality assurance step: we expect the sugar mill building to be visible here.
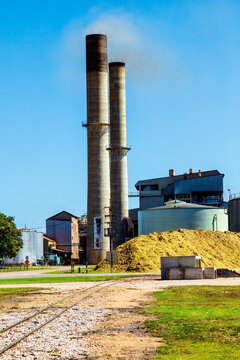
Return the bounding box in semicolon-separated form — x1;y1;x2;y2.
46;211;79;260
130;169;227;235
135;169;225;209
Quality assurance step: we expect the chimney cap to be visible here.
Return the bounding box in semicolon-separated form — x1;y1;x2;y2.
109;61;125;67
86;33;107;39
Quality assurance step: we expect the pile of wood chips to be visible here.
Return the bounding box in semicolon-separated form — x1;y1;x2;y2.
96;229;240;272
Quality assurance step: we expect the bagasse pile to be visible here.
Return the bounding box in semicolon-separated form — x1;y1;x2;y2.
96;229;240;272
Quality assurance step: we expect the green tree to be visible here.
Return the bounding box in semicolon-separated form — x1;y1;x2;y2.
0;213;23;259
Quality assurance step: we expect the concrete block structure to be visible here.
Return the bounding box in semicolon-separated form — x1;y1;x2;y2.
161;256;217;280
204;267;217;279
166;267;205;280
161;256;201;280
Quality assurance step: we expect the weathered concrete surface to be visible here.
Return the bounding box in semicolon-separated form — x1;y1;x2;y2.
161;256;201;279
166;267;204;280
109;62;129;249
205;267;217;279
85;34;110;264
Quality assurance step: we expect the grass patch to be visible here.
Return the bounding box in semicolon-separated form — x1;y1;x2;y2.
0;287;43;296
0;275;135;284
146;286;240;359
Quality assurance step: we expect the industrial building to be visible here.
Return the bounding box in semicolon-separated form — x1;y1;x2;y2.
46;211;79;260
138;200;228;235
43;234;68;264
135;169;225;209
130;169;227;235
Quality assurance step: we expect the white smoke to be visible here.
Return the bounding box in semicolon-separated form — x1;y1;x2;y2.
53;10;181;87
85;13;167;79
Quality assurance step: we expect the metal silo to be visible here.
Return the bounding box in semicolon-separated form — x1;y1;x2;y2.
4;230;44;264
138;201;228;235
229;194;240;232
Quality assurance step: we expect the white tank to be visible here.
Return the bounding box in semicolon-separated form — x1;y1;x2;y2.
138;200;228;235
4;230;43;264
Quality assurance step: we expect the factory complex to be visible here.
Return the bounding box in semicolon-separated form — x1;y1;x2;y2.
3;34;240;267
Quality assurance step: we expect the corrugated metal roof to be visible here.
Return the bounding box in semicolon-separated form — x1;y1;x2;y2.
47;211;79;221
135;170;223;189
145;200;218;210
43;234;56;243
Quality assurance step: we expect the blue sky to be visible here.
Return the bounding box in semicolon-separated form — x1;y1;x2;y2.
0;0;240;230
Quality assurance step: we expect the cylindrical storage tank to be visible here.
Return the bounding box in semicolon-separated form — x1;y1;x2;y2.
138;201;228;235
85;34;110;264
108;62;129;248
4;231;44;264
229;196;240;232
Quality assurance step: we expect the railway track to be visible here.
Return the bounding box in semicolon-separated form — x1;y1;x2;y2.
0;281;115;356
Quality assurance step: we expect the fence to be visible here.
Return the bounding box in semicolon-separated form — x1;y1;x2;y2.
0;264;29;272
229;193;240;200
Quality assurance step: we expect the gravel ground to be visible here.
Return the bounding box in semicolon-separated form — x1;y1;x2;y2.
0;305;112;359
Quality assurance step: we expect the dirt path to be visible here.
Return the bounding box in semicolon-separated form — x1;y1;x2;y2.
82;284;160;359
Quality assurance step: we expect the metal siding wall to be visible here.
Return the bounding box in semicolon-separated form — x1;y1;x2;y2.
163;183;174;196
229;198;240;232
138;208;228;235
55;221;72;253
140;196;164;210
46;220;71;253
46;220;56;241
5;232;43;264
174;175;223;194
35;232;44;261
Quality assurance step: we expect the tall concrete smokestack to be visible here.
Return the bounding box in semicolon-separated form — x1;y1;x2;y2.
84;34;110;264
108;62;130;248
